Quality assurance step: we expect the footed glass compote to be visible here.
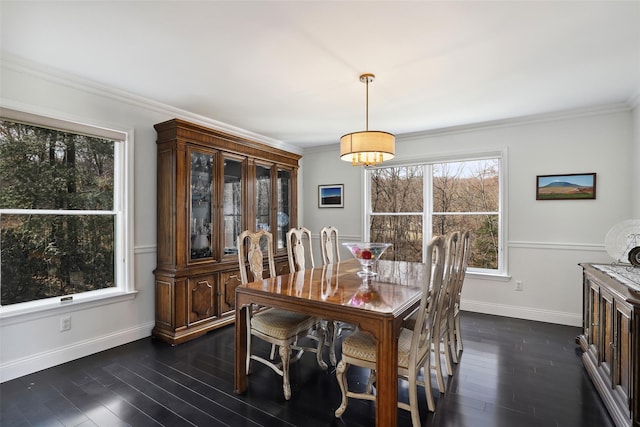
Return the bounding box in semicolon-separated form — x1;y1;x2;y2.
342;242;392;277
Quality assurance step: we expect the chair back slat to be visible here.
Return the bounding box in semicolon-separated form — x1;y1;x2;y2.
286;227;315;272
319;226;340;265
237;230;276;284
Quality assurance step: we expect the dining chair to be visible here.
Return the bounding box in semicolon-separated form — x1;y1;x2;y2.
448;230;471;363
319;225;340;265
285;227;332;368
431;230;460;394
319;225;351;365
237;229;326;401
334;235;446;425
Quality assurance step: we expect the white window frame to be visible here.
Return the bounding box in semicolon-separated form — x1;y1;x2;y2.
0;108;136;321
363;149;508;279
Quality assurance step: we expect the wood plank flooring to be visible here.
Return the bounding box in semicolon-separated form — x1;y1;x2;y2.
0;312;614;427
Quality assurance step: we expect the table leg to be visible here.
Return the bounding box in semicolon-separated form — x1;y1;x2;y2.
234;302;248;394
375;321;398;427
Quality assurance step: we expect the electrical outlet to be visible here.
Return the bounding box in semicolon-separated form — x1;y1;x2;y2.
60;315;71;332
515;280;523;291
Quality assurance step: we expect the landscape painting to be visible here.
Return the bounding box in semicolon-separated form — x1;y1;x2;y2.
536;173;596;200
318;184;344;208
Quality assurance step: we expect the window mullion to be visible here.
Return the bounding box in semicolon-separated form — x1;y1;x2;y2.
423;163;432;263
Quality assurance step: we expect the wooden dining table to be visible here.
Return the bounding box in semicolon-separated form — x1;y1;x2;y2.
234;258;429;427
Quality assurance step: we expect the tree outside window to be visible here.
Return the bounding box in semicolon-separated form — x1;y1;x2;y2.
0;119;117;306
366;157;501;272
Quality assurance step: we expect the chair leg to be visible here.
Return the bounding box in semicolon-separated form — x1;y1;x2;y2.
408;372;421;427
448;314;459;364
366;369;376;394
334;360;349;417
327;321;337;366
246;311;252;375
455;314;463;354
423;356;436;412
315;324;328;370
279;344;292;400
442;336;454;376
433;341;446;393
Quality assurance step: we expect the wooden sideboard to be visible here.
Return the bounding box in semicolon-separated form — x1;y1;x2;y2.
577;263;640;427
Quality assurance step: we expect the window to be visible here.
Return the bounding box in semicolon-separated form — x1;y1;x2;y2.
365;153;504;275
0;108;133;311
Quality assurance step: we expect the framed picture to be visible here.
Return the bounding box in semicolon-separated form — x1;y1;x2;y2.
318;184;344;208
536;173;596;200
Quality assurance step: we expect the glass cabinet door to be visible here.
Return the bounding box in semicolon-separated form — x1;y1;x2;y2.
276;169;291;250
255;164;271;232
189;150;214;260
223;157;243;256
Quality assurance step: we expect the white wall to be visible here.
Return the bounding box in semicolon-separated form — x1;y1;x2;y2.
632;99;640;217
0;59;301;382
302;106;635;326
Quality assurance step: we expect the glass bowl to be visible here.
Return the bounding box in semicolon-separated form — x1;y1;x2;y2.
342;242;392;277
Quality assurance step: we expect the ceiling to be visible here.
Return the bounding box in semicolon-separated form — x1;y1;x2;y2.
2;1;639;151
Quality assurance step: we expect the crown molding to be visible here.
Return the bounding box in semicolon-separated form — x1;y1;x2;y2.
397;102;632;142
1;53;303;155
306;101;633;154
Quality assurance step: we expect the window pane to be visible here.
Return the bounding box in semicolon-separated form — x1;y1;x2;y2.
371;166;423;212
223;158;242;255
432;214;499;269
370;215;423;262
433;159;499;213
0;120;115;210
1;214;115;305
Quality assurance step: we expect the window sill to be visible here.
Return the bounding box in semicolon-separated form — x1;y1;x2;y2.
466;271;511;282
0;289;138;326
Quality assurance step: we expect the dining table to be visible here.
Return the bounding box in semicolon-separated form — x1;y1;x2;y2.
234;258;429;427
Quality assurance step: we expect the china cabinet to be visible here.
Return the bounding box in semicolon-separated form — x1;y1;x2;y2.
153;119;300;345
577;263;640;427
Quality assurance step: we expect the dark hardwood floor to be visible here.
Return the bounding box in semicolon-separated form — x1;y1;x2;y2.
1;311;614;427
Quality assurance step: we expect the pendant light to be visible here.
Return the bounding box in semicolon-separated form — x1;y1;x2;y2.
340;73;395;166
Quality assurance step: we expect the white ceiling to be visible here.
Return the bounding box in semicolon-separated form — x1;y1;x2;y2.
2;1;639;150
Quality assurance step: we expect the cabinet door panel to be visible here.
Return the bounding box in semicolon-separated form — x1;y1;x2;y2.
189;149;215;262
222;156;244;258
587;279;600;354
255;164;271;234
219;270;243;315
614;302;632;409
600;289;614;378
188;275;216;325
276;168;291;252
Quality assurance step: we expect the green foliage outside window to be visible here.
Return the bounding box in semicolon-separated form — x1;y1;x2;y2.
0;119;116;306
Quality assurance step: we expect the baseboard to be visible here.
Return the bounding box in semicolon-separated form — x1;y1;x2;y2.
462;300;582;327
0;321;154;383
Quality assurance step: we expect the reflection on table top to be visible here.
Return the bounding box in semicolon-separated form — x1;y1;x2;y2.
237;259;428;314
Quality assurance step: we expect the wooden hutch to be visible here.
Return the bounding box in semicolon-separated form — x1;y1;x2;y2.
153;118;301;345
577;263;640;427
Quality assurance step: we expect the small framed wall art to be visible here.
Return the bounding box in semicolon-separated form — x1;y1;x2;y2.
318;184;344;208
536;173;596;200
